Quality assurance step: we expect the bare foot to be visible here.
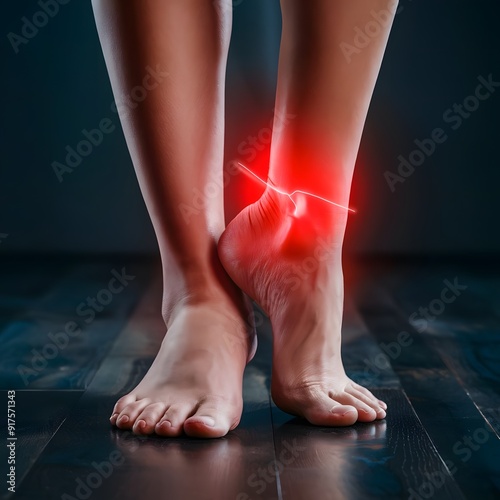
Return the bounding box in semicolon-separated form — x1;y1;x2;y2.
218;188;387;426
110;296;256;438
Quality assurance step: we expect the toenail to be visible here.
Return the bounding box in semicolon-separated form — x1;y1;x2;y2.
118;415;129;424
137;420;146;429
156;420;171;428
340;411;355;417
192;416;215;427
331;407;356;415
110;413;118;421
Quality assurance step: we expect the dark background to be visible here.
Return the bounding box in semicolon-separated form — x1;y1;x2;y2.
1;0;499;255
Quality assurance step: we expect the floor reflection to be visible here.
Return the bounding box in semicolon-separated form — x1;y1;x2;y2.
107;415;391;500
111;428;247;500
273;418;389;500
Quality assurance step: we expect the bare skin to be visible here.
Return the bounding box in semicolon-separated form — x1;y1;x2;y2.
92;0;255;438
92;0;396;436
219;0;397;424
219;191;386;425
111;304;255;438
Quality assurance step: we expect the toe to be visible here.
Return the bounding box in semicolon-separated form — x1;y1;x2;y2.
155;404;194;437
154;418;174;436
133;402;167;435
184;415;222;438
110;394;137;425
299;392;358;427
351;382;382;407
327;403;359;426
347;388;386;419
336;393;378;422
352;382;387;411
116;399;151;429
184;402;238;438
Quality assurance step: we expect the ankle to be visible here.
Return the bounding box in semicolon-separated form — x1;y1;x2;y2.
293;192;349;232
161;279;225;322
259;181;350;234
161;270;251;328
280;197;349;260
256;186;296;223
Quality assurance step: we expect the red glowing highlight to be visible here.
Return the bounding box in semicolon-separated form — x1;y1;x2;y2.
237;162;356;214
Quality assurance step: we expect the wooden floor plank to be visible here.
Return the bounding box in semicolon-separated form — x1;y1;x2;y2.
356;269;500;499
379;264;500;436
0;258;153;390
398;369;500;499
272;389;464;500
0;390;84;499
342;295;402;390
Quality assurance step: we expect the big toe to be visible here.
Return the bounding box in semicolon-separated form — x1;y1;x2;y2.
275;390;359;427
305;397;359;427
184;403;238;438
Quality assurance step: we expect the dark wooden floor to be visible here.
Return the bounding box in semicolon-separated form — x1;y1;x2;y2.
0;255;499;500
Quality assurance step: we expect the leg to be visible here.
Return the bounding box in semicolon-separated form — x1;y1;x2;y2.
219;0;396;425
92;0;256;438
